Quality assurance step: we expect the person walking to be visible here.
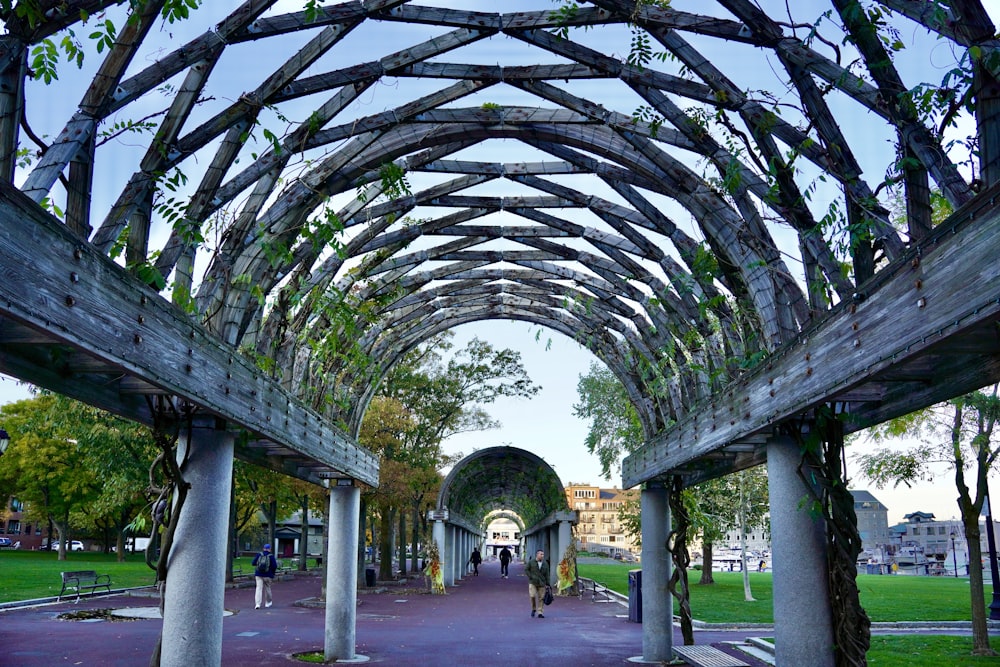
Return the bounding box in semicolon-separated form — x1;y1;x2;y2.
525;549;549;618
469;547;482;576
253;543;278;609
499;546;512;578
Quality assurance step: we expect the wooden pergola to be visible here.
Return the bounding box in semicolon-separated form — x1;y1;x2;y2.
1;1;999;664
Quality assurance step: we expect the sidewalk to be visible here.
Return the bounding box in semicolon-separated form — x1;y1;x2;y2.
0;559;776;666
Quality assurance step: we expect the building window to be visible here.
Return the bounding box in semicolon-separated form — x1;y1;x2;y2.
9;499;23;512
912;527;920;535
938;527;947;535
574;489;596;499
6;520;19;535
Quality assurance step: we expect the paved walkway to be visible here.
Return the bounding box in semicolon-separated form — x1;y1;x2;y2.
0;559;773;666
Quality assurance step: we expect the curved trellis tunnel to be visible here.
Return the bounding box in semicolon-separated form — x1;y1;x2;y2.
1;1;1000;664
430;446;575;587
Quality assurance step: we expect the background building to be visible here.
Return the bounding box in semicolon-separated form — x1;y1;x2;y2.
484;516;521;558
564;484;639;558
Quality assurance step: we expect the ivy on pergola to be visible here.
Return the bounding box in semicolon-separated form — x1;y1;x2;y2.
1;0;994;446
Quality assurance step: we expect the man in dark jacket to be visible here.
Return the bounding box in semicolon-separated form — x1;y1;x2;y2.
499;546;512;578
252;543;278;609
525;549;549;618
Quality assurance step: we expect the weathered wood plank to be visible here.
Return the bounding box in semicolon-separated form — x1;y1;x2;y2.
623;186;1000;487
0;181;378;486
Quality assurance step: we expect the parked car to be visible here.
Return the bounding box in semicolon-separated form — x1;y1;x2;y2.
0;537;11;548
41;539;85;551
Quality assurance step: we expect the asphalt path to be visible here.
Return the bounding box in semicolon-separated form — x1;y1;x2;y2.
0;558;778;666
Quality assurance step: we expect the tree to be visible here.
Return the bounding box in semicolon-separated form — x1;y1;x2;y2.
857;386;999;656
572;362;644;480
70;400;158;561
231;462;300;579
730;468;769;601
361;334;540;581
0;395;100;560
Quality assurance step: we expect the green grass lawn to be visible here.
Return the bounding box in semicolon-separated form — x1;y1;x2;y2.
577;563;992;624
868;635;1000;666
577;562;1000;664
0;551;265;602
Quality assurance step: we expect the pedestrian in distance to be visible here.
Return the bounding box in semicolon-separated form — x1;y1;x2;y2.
253;543;278;609
469;547;482;576
499;546;512;578
525;549;549;618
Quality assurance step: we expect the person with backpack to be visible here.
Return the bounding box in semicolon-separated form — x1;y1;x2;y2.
252;543;278;609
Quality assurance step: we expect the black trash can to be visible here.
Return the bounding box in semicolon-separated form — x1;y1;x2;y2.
365;567;376;587
627;569;642;623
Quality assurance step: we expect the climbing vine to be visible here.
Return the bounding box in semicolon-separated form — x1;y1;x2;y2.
786;405;870;667
667;476;694;645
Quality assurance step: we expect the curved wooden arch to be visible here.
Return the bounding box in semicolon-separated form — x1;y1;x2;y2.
437;445;568;530
2;0;997;486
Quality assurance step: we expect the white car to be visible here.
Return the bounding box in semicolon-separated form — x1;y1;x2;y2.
44;539;84;551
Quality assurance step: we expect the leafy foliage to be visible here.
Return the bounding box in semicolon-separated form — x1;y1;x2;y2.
572;362;644;480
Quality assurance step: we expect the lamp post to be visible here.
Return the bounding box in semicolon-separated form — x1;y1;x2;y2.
950;532;959;578
984;484;1000;620
0;428;9;456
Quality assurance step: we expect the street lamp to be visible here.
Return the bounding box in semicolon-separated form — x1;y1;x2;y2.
951;532;959;578
0;428;9;456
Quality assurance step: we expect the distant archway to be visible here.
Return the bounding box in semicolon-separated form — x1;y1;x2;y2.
437;446;568;531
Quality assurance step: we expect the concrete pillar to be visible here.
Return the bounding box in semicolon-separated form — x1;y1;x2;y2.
768;435;834;667
161;422;234;667
444;524;455;586
640;482;672;663
432;519;446;585
324;481;362;662
546;528;556;585
556;520;572;588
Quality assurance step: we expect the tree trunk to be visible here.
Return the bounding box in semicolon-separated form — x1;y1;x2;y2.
268;499;277;550
397;510;406;576
740;477;755;601
225;478;236;583
410;502;421;574
378;505;396;580
965;514;994;654
299;496;308;571
699;542;715;584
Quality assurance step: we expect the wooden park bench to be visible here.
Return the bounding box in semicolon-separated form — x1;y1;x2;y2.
673;645;749;667
58;570;112;602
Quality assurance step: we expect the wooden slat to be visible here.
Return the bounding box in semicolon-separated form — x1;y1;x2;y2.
623;186;1000;487
0;181;378;487
673;645;749;667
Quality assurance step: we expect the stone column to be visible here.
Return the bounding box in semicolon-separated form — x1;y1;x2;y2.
640;482;672;663
444;524;455;586
768;435;834;667
324;481;362;662
432;518;446;587
161;421;234;667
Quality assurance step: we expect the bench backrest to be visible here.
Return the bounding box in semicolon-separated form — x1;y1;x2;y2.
61;570;98;581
